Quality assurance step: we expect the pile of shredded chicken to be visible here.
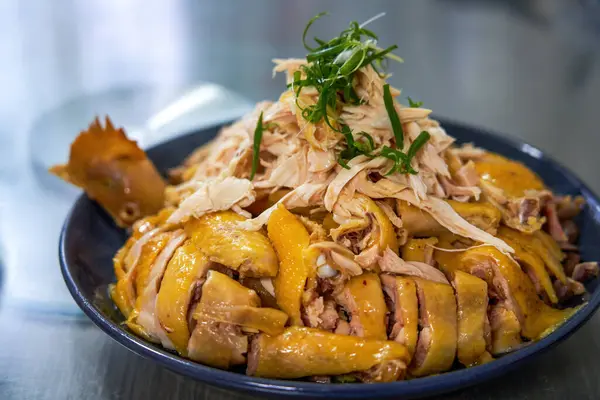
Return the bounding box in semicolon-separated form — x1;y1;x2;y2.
52;59;598;383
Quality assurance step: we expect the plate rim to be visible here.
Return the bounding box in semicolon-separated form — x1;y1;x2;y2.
59;119;600;399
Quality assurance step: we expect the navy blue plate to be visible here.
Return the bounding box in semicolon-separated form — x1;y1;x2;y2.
59;120;600;399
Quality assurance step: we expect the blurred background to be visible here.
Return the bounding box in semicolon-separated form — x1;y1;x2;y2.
1;0;600;399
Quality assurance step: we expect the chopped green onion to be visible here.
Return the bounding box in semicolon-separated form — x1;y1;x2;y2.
380;146;409;175
358;132;375;153
378;131;430;176
295;13;419;174
250;112;264;180
337;152;351;169
407;96;423;108
336;130;377;168
407;131;430;160
303;12;328;51
306;42;348;62
362;45;399;69
295;13;403;135
339;48;366;76
383;83;404;148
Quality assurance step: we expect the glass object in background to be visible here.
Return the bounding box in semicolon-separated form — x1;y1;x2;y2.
1;83;252;317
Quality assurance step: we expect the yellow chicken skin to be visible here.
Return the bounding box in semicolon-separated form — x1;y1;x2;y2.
397;200;502;237
534;229;564;262
113;208;175;280
49;117;166;227
381;275;419;358
336;273;388;340
193;271;288;335
155;240;212;355
473;153;548;233
185;211;278;277
111;231;173;319
460;246;575;339
497;229;558;303
489;304;522;355
267;204;311;326
247;327;410;381
127;231;187;347
499;227;567;284
473;153;545;198
452;271;491;366
402;237;438;264
432;233;477;276
188;271;286;369
435;240;574;339
409;278;457;377
199;270;261;307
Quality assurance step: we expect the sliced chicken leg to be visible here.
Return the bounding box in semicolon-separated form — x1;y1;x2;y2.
381;274;419;358
409;277;457;377
452;270;492;366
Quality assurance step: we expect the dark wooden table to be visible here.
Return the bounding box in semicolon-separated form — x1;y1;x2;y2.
2;0;600;399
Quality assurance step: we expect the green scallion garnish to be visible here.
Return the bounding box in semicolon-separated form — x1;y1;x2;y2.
383;83;404;148
289;13;431;175
407;96;423;108
291;13;403;134
250;111;264;180
407;131;430;160
380;146;413;175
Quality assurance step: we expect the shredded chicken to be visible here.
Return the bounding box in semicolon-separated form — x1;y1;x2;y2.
378;248;449;285
167;177;256;224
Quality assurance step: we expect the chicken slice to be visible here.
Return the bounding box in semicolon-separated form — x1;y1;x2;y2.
473;153;549;233
112;231;173;319
187;320;248;369
267;204;311;326
500;227;567;285
49;117;165;227
381;274;419;358
185;211;278;277
497;229;558;304
155;240;212;355
397;199;502;237
459;246;575;339
128;230;186;348
409;277;457;377
196;271;287;333
488;303;522;355
187;270;287;368
335;273;388;340
452;271;492;366
247;327;410;381
113;207;174;280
